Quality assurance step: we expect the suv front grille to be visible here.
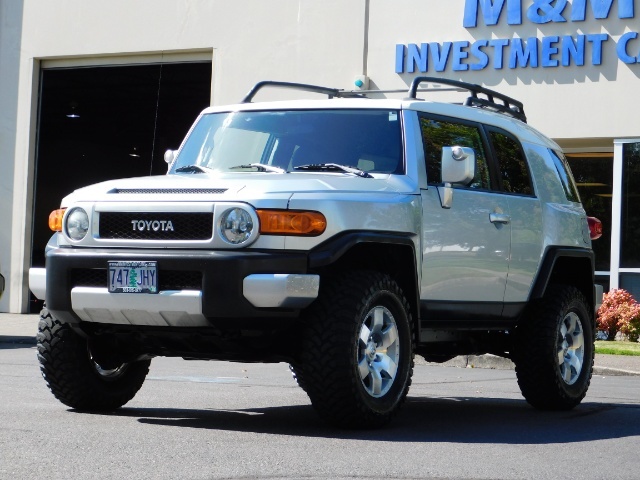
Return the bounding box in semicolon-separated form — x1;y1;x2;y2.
71;269;202;291
99;212;213;240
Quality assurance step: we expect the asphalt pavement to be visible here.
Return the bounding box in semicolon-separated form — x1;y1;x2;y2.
2;312;639;376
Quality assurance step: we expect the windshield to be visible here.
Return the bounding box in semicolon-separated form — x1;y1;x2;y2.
168;109;403;175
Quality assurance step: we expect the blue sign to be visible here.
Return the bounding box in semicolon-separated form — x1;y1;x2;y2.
463;0;634;27
395;0;639;73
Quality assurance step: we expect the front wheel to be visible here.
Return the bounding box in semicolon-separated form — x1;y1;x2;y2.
513;285;594;410
299;271;414;428
37;308;150;411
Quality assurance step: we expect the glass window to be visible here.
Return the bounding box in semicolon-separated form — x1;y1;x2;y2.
489;130;533;195
549;150;580;203
566;153;613;272
171;109;403;174
419;116;490;189
619;142;640;268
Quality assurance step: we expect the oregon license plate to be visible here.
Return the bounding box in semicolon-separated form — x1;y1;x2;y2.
108;261;158;294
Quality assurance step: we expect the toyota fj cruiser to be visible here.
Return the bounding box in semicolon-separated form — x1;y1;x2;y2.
29;77;601;428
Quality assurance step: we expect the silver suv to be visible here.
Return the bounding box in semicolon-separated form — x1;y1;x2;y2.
30;77;600;428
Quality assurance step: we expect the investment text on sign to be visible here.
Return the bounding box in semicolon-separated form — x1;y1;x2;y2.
395;0;640;73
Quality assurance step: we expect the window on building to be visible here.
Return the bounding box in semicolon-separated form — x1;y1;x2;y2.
620;142;640;268
566;152;613;272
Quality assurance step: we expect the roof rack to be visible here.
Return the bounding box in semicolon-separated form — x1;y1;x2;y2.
241;78;527;123
407;77;527;123
241;81;362;103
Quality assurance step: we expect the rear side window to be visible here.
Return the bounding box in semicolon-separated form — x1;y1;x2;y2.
489;130;533;196
549;149;581;202
419;115;491;189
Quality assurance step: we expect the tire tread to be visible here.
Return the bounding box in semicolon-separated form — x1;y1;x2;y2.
37;308;150;411
514;285;594;410
299;271;414;428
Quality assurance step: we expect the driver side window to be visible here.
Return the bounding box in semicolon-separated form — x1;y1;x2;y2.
419;115;490;189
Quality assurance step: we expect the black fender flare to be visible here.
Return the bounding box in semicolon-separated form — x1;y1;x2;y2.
308;230;421;328
529;246;595;307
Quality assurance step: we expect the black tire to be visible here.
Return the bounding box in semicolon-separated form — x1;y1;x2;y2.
288;363;308;393
299;271;414;428
36;307;151;411
513;285;594;410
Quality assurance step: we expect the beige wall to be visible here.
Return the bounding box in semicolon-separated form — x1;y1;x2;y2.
21;0;367;102
366;1;640;140
0;0;24;313
2;0;639;311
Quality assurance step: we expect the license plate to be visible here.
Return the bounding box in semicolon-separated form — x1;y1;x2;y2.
108;261;158;294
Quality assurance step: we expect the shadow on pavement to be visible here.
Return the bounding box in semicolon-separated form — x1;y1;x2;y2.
82;395;640;443
0;337;37;349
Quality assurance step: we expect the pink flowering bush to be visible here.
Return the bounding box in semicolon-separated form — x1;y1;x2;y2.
597;289;640;342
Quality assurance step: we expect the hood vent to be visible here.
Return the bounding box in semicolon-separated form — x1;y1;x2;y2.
109;188;227;195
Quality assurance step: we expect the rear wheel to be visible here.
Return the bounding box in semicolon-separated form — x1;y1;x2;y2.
37;307;150;411
513;285;594;410
299;271;414;428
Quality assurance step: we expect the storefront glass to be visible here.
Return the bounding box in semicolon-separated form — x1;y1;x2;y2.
566;154;613;272
620;142;640;268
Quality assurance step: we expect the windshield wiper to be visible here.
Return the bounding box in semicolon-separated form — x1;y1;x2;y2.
174;164;213;174
229;163;286;174
293;163;373;178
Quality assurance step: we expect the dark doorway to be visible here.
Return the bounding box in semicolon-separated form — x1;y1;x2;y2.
31;62;212;310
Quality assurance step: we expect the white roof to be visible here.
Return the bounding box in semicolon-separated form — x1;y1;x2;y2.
200;96;558;150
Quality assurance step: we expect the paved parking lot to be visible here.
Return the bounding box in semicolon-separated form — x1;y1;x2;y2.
2;337;640;480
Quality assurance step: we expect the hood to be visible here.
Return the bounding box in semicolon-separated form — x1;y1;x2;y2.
61;171;417;206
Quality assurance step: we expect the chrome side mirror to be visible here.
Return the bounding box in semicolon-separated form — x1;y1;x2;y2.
164;149;177;165
442;146;475;185
438;146;476;209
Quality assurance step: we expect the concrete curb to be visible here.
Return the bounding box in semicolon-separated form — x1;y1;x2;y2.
592;366;640;377
417;353;640;376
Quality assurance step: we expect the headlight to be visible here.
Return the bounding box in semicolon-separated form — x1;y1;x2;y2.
66;208;89;241
219;207;254;245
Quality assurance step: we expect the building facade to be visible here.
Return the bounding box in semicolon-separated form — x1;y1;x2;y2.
1;0;638;312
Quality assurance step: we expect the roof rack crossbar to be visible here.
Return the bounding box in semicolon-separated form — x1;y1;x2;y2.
242;81;361;103
241;78;527;123
408;76;527;123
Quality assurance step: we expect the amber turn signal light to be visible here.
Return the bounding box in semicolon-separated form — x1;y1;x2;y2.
257;209;326;236
48;208;66;232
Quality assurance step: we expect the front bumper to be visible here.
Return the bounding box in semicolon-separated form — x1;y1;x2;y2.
39;247;319;326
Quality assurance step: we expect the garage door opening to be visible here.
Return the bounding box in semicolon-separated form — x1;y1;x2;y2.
31;61;212;311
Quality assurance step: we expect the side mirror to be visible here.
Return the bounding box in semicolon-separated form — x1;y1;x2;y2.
438;146;476;209
441;146;476;185
164;149;177;165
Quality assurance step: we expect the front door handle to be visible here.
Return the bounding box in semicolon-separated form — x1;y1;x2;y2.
490;213;511;224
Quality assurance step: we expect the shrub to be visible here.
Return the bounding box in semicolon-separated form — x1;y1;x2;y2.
597;289;640;342
618;302;640;343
